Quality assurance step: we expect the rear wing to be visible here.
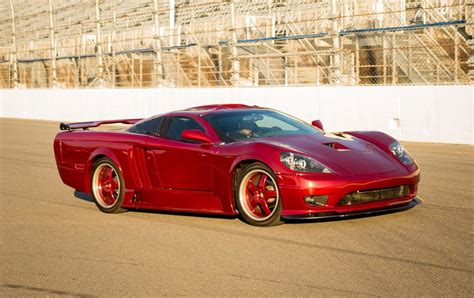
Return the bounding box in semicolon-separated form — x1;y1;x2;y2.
59;118;143;131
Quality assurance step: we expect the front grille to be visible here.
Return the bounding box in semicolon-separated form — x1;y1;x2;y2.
338;185;410;206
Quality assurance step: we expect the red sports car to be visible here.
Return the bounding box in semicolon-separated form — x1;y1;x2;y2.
54;104;420;226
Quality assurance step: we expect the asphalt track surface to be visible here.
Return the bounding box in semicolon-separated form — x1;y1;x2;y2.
0;118;472;297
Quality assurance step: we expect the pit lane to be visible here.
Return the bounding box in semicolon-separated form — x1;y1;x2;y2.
0;118;472;296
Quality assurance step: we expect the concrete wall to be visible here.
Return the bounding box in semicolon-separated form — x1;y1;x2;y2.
1;86;472;144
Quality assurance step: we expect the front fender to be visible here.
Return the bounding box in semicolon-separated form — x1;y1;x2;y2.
345;131;418;171
344;131;396;155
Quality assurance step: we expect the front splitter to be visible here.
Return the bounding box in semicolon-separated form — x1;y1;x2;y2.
282;197;421;221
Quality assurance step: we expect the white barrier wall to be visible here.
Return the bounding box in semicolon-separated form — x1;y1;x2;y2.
1;86;472;144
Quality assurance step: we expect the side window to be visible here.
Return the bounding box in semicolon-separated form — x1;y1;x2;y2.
165;117;204;142
129;117;163;136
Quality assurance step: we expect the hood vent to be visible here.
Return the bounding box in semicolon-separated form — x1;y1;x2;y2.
333;132;348;138
323;142;350;151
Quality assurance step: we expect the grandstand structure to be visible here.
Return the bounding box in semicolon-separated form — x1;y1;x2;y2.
0;0;472;88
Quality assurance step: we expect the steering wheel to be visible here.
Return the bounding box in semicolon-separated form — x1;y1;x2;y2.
270;126;282;132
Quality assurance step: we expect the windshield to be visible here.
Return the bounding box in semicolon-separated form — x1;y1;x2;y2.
203;109;322;143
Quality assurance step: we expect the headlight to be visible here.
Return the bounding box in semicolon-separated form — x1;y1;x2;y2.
280;152;332;173
389;141;413;165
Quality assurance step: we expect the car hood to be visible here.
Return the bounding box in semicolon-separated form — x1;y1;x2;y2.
256;133;401;175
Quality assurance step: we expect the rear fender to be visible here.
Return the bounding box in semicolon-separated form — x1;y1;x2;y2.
86;147;122;194
86;147;135;207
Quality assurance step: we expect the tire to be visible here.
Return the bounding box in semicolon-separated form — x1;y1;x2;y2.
91;157;125;213
235;162;282;226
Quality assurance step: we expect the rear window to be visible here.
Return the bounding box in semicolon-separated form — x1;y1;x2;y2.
128;117;163;136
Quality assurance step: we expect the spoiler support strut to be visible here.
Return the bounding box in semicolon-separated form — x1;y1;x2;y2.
59;118;142;131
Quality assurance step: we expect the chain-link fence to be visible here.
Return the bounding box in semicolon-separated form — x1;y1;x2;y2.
0;0;472;88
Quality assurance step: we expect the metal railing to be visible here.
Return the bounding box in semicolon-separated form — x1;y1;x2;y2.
0;0;471;88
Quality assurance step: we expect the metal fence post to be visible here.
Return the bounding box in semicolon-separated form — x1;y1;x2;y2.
79;23;84;87
112;1;117;86
153;0;164;87
8;0;19;88
391;33;396;84
330;0;341;84
94;0;105;86
169;0;175;47
229;0;240;86
454;33;459;83
198;46;202;87
48;0;58;87
218;45;223;86
383;35;387;85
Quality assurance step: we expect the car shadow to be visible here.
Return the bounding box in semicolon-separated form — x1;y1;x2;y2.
73;190;235;220
282;198;422;224
74;191;94;202
72;191;421;224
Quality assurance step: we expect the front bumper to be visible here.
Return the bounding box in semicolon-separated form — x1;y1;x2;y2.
282;197;421;220
277;167;420;219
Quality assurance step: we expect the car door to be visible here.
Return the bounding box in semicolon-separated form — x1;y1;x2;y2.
146;116;214;192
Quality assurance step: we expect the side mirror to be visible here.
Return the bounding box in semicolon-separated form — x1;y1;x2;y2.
180;129;213;144
311;120;324;131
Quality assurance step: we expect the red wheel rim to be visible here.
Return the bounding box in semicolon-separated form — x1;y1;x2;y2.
239;169;279;221
92;163;120;208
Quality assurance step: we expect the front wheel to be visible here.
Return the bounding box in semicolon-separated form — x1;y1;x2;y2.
91;157;125;213
236;163;282;226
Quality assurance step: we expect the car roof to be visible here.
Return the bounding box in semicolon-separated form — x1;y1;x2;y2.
138;104;268;122
169;104;267;117
185;104;252;111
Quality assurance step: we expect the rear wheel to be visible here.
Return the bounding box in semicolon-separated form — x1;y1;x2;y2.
236;163;282;226
91;157;124;213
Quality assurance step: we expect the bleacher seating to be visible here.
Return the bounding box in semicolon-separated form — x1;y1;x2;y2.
0;0;471;88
